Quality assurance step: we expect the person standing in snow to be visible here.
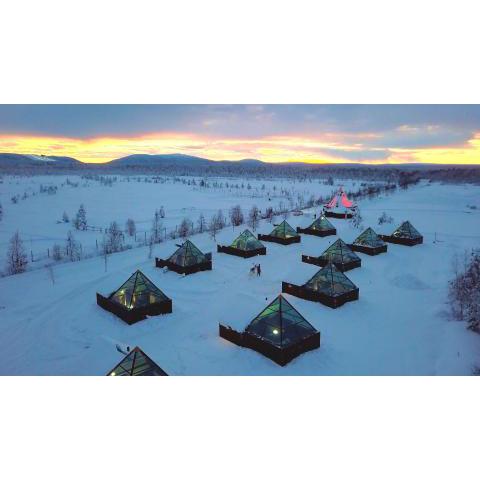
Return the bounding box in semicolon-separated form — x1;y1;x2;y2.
257;263;261;276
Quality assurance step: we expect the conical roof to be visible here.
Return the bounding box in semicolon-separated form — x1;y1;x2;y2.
320;238;360;264
230;229;265;251
308;215;335;231
304;262;357;297
245;295;318;347
391;221;422;240
353;227;385;248
107;347;167;376
109;270;169;309
268;220;298;239
168;239;207;267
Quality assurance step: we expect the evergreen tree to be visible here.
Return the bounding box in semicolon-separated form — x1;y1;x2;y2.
74;204;87;230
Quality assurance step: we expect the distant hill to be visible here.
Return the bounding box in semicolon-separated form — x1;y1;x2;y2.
110;153;215;167
0;153;81;167
109;154;269;168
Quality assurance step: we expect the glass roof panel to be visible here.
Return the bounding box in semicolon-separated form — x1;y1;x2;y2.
309;215;335;231
353;227;385;248
231;229;265;251
110;270;168;309
108;348;167;376
391;221;422;239
320;238;360;264
168;240;207;266
245;295;317;347
304;262;357;297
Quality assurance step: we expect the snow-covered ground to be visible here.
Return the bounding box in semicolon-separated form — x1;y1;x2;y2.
0;175;358;260
0;178;479;375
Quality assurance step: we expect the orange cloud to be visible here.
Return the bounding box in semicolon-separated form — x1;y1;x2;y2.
1;131;480;165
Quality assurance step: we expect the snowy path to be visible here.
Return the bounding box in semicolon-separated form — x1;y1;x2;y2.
0;181;479;375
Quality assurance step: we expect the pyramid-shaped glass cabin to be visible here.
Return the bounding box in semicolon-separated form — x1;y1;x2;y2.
282;262;359;308
107;347;168;376
302;238;361;272
381;221;423;246
219;294;320;366
350;227;387;255
96;270;172;324
297;215;336;237
258;220;301;245
156;239;212;274
217;229;266;258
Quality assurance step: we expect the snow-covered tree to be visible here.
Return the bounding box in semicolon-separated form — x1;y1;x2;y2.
216;209;226;229
65;231;80;261
449;249;480;332
229;205;244;227
178;218;192;239
349;207;363;229
125;218;136;237
248;205;260;231
74;204;87;230
197;213;206;234
5;231;28;275
208;211;224;240
378;212;393;225
106;221;123;252
150;209;163;244
52;244;63;261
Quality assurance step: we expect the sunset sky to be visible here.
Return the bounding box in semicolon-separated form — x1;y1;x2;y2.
0;105;479;164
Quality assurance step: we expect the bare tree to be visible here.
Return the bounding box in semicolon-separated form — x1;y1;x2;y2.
5;231;28;275
265;206;274;223
66;231;81;261
248;205;260;231
52;244;63;261
229;205;244;227
208;212;222;240
125;218;136;237
216;209;226;229
106;221;123;252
